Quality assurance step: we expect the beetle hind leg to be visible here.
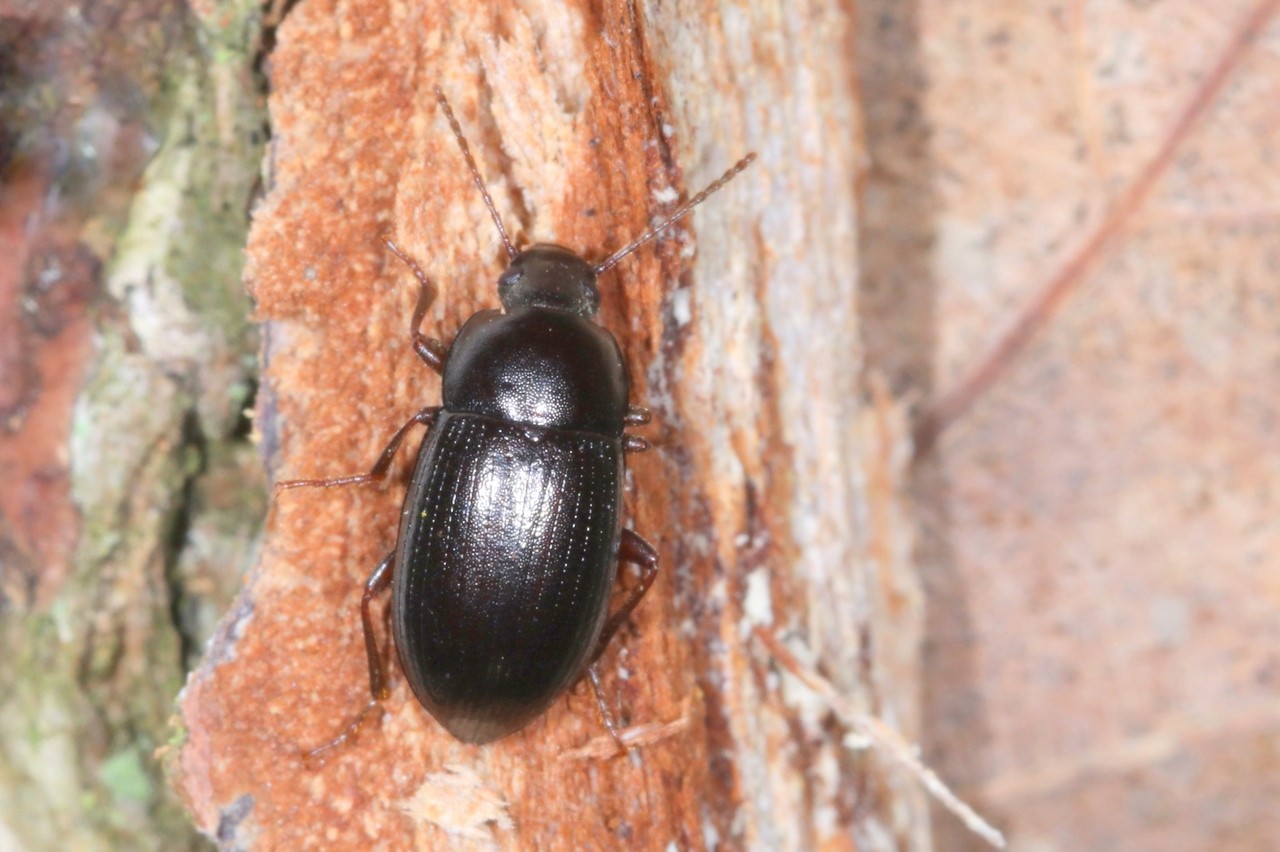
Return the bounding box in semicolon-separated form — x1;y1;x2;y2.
301;550;396;767
585;664;630;757
592;529;659;661
564;531;659;756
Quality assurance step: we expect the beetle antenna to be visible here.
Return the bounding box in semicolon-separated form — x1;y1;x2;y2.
435;86;518;260
592;152;756;275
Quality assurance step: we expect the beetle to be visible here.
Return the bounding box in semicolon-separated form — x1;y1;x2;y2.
281;87;753;760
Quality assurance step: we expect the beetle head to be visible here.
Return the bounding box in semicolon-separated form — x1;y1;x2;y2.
434;87;754;320
498;244;600;317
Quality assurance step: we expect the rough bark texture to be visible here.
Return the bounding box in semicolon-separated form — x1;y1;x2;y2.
170;0;928;849
0;0;265;849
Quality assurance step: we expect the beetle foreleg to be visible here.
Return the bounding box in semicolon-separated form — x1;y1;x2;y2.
592;529;659;662
277;406;440;490
383;237;449;374
414;337;448;372
302;551;396;767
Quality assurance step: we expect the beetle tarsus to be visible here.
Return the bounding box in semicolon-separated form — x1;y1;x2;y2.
586;664;630;757
302;698;386;769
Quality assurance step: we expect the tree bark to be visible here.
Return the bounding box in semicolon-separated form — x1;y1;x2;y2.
173;0;927;848
0;0;265;849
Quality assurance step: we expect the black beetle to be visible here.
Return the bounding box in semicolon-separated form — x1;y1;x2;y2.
281;87;753;759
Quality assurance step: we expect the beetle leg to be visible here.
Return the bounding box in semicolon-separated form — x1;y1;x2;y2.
277;406;439;490
586;664;629;757
623;406;652;453
622;435;650;453
623;405;651;426
384;237;449;374
592;529;659;662
358;553;396;702
414;337;448;372
303;551;396;767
